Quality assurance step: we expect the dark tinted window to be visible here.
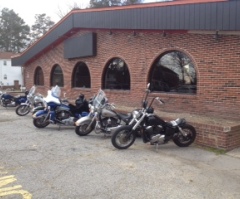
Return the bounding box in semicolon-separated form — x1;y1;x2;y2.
149;51;197;94
103;58;130;90
34;66;44;86
72;62;91;88
51;65;64;87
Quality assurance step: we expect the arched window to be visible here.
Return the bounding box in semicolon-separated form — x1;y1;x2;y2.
149;51;197;94
51;64;64;87
103;58;130;90
34;66;44;86
72;62;91;88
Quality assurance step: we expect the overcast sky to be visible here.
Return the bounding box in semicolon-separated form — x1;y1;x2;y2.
0;0;159;26
0;0;90;26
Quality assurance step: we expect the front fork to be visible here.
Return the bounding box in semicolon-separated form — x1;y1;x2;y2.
125;112;146;137
43;109;52;123
86;113;97;131
177;126;188;137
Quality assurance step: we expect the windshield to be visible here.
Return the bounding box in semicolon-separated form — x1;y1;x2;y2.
92;89;107;109
51;85;61;98
28;86;36;95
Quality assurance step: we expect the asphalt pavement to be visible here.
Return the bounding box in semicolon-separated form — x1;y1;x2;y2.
0;106;240;199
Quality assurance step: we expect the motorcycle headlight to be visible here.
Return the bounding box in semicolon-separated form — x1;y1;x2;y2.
89;105;95;113
133;110;141;119
34;96;40;102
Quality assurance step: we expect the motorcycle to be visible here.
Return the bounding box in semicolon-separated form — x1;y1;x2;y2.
32;85;89;129
111;83;196;150
15;86;44;116
75;89;132;136
31;92;69;115
0;90;28;107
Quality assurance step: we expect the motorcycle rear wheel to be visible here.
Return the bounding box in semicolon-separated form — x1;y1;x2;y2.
173;124;196;147
16;105;31;116
33;117;50;128
75;121;96;136
111;125;136;150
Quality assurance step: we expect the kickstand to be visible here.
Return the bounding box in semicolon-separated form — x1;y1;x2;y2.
155;143;159;151
58;125;61;131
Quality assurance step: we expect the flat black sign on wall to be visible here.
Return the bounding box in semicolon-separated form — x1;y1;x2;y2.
64;32;97;59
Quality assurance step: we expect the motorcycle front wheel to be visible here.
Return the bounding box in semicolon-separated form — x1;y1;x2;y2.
16;105;31;116
173;124;196;147
33;117;50;128
75;121;96;136
1;100;7;107
111;125;136;150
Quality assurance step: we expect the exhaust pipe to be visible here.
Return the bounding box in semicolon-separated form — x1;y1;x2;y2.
106;125;122;134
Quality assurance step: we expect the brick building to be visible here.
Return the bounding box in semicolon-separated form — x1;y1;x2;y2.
12;0;240;150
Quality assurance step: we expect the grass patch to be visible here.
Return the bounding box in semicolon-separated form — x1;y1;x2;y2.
197;145;226;155
206;147;226;155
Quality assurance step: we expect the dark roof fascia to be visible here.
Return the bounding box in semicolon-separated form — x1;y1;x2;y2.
11;15;75;66
12;0;239;66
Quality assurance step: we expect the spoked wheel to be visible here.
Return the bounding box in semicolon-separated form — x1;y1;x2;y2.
111;125;136;150
75;121;96;136
33;117;50;128
173;124;196;147
16;105;31;116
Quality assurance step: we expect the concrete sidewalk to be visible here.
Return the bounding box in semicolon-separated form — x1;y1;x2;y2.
227;147;240;159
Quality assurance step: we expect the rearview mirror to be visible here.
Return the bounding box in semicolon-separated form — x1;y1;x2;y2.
147;83;150;89
156;97;164;104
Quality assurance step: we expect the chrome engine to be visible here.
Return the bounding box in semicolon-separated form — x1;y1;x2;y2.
150;134;165;144
145;125;166;144
95;118;121;134
56;111;75;125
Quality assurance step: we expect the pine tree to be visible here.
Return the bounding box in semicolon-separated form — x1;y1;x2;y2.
30;14;55;44
0;8;30;53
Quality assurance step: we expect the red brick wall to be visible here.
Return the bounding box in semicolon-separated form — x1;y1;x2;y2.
24;30;240;120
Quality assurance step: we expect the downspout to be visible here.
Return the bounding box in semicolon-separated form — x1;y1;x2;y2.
21;65;25;91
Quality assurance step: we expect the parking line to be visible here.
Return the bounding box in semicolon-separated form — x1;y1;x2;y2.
0;171;32;199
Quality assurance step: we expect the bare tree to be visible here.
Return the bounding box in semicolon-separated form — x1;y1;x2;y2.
56;2;86;19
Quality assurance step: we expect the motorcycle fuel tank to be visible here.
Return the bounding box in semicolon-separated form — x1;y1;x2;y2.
145;115;165;126
101;109;117;118
56;104;70;112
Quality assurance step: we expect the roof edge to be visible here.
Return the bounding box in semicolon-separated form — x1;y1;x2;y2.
13;0;229;62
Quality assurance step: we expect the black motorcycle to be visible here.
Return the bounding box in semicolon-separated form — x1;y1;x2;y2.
111;83;196;150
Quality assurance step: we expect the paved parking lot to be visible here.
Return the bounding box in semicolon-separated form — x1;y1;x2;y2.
0;106;240;199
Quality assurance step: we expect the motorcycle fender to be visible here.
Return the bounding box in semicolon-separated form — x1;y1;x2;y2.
75;115;92;126
33;110;48;118
32;106;44;114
